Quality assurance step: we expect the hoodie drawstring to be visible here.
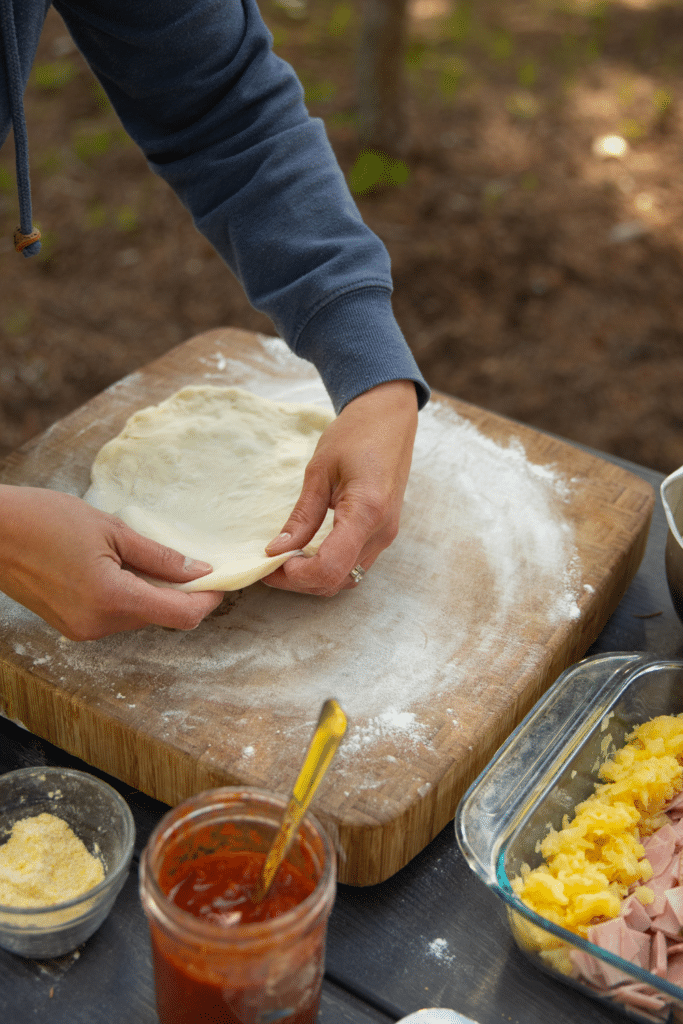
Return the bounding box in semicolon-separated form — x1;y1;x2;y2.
0;0;41;257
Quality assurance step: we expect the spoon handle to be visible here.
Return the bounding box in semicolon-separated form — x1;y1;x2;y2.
253;698;347;903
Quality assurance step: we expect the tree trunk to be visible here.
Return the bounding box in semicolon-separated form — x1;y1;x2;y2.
357;0;410;156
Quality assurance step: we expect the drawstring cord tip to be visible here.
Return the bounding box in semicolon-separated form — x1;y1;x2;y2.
14;226;42;257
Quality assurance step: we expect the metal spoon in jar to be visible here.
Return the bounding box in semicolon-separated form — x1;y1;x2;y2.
252;698;347;904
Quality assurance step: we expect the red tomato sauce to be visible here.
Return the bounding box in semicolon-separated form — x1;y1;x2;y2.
165;849;315;925
151;847;323;1024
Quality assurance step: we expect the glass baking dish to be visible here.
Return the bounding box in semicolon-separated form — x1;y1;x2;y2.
456;652;683;1024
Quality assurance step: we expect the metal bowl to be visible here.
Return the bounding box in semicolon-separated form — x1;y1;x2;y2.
661;467;683;625
0;767;135;958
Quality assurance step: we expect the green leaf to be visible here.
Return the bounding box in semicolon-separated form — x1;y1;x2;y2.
386;159;409;186
92;82;112;113
348;151;410;195
3;309;31;336
73;129;113;162
303;81;336;103
489;30;514;62
33;61;78;90
446;3;471;43
0;167;14;195
37;149;62;176
329;3;352;36
349;151;386;194
517;60;537;89
86;203;107;229
115;205;138;232
654;88;672;114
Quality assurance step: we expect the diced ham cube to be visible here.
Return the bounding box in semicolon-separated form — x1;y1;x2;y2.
667;951;683;988
651;911;680;940
665;887;683;928
650;929;668;977
644;825;677;876
588;918;639;987
650;910;681;939
651;888;683;938
588;917;624;955
621;927;650;970
613;984;671;1014
644;872;678;917
670;817;683;849
569;948;606;987
665;791;683;814
621;893;653;932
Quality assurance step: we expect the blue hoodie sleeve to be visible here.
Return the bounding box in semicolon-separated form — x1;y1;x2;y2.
53;0;430;412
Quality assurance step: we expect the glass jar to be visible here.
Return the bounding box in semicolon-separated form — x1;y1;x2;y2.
139;787;336;1024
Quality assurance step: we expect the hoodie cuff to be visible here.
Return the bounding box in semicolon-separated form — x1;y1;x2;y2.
293;287;431;414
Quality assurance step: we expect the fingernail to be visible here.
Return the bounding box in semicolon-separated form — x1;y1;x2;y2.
184;557;213;573
267;532;292;550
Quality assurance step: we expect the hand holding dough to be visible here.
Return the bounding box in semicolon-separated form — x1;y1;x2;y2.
84;387;336;592
0;485;223;640
262;379;419;596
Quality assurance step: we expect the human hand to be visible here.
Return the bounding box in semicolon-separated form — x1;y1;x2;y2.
0;486;223;640
263;379;419;596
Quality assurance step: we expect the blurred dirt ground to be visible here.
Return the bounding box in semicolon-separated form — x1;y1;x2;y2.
1;1;683;474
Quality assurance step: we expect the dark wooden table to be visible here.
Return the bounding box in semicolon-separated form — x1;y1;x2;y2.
1;449;681;1024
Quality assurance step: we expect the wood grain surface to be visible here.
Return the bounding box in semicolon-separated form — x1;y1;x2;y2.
0;328;655;884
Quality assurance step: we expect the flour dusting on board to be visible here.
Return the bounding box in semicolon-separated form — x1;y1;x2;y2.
0;346;585;767
428;937;455;963
415;400;581;627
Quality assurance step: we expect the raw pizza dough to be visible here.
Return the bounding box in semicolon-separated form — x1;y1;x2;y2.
84;386;335;591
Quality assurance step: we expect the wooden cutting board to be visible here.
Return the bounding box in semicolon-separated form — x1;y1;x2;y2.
0;328;654;885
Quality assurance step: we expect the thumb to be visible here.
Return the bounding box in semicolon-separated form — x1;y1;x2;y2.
112;524;213;583
265;481;331;556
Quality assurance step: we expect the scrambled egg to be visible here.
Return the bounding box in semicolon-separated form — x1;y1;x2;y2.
512;715;683;940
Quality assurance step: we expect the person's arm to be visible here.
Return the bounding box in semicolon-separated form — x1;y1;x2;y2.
54;0;430;595
0;486;223;640
55;0;429;412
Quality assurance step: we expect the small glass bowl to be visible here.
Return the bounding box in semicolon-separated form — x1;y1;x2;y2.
456;653;683;1024
0;766;135;958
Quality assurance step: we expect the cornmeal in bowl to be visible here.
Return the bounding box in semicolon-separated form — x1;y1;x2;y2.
0;812;104;910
